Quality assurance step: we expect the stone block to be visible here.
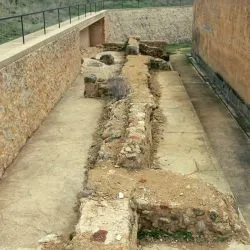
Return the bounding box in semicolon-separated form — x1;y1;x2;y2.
126;38;140;55
100;54;115;65
74;199;137;249
139;43;163;58
84;82;99;98
149;58;170;70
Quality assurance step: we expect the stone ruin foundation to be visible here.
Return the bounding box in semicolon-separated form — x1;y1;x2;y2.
40;38;250;250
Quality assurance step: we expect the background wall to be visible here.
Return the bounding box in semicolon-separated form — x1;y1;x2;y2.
192;0;250;105
105;7;193;43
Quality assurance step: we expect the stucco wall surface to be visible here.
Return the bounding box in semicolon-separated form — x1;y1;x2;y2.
193;0;250;105
105;7;193;43
0;31;81;178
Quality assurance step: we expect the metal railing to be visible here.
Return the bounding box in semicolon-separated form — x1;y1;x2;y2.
0;1;104;44
0;0;193;45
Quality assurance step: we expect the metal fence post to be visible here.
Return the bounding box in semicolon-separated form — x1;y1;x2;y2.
95;2;96;12
42;11;46;34
122;0;123;8
138;0;140;8
78;4;80;19
57;8;61;28
103;0;104;9
85;4;87;17
69;6;71;23
20;15;25;44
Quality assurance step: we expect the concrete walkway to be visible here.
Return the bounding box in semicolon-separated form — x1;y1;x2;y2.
142;68;249;250
155;71;231;194
0;76;103;249
171;54;250;228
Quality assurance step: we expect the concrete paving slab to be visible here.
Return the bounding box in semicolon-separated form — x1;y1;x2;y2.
155;71;231;194
171;54;250;228
0;75;103;249
162;108;203;133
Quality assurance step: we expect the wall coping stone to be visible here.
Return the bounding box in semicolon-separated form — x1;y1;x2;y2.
0;10;106;69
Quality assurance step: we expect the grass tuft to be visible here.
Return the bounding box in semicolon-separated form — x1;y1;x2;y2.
164;42;192;55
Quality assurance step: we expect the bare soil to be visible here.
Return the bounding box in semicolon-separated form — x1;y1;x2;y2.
42;47;249;249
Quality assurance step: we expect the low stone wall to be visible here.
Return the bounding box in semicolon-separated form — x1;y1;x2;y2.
105;7;193;43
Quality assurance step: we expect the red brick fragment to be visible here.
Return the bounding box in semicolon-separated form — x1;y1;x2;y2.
91;229;108;242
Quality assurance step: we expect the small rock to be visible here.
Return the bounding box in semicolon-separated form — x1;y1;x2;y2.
125;147;132;152
193;208;205;216
197;220;206;233
118;192;124;199
77;188;94;198
97;78;106;82
162;53;170;62
84;74;97;84
233;223;241;232
38;233;60;244
116;234;122;241
159;217;170;223
126;45;139;55
142;210;151;215
100;54;115;65
0;105;5;113
209;209;218;222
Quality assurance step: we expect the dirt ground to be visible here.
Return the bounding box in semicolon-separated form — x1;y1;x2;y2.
40;47;249;250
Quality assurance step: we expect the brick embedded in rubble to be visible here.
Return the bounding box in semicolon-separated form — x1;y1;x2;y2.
73;198;138;249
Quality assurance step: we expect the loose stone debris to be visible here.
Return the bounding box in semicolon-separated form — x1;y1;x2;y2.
139;43;164;58
126;37;140;55
100;54;115;65
40;38;250;250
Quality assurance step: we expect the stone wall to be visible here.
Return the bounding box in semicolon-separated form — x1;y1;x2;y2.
105;7;193;43
0;31;81;178
0;12;106;179
192;0;250;106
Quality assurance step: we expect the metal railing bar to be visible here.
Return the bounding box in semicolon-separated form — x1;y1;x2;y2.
57;8;60;28
42;11;46;35
20;15;25;44
0;0;193;45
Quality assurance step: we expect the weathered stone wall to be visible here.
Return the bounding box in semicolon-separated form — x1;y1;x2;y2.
192;0;250;105
105;7;193;43
0;31;81;178
0;12;106;179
